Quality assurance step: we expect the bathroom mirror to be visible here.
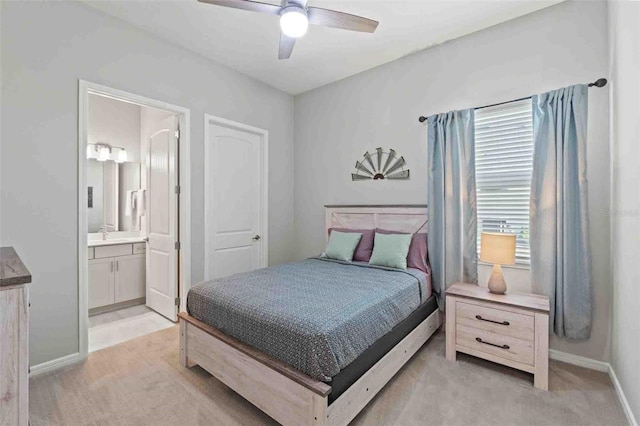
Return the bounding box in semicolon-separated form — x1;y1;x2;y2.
87;160;142;233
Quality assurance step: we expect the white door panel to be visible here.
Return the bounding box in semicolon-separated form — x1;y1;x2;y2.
206;121;266;280
146;115;178;321
215;247;256;277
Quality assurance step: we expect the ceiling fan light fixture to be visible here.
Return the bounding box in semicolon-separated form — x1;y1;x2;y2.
280;5;308;38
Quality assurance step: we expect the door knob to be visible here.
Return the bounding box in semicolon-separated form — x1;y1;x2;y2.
252;235;261;241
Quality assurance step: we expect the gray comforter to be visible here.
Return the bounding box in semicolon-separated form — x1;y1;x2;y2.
187;257;430;381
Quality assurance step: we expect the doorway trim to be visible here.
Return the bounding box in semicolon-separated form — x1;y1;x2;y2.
78;80;191;360
203;114;268;281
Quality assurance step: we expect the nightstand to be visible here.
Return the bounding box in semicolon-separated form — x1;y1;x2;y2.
445;282;550;390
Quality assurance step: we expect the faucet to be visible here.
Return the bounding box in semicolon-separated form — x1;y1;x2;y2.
98;225;115;240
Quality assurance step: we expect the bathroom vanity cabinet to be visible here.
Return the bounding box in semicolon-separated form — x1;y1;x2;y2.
88;242;146;311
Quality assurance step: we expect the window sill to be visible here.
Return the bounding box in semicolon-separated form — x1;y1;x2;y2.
478;261;531;271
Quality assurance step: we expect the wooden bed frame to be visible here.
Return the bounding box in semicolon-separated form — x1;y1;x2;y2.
179;205;442;426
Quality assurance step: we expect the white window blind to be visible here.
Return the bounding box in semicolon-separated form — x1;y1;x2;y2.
474;98;533;265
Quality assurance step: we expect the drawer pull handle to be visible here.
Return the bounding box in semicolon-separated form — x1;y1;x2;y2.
475;315;509;326
476;337;510;350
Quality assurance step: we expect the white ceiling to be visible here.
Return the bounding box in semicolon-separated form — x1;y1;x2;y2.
84;0;563;95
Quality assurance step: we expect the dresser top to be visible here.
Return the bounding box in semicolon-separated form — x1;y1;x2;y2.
0;247;32;287
446;282;549;312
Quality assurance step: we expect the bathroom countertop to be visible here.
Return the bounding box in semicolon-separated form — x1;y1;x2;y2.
0;247;32;287
88;237;146;248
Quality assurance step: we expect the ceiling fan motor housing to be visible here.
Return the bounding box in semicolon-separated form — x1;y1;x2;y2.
283;0;307;8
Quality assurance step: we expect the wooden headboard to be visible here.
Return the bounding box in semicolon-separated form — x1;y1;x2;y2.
324;205;428;240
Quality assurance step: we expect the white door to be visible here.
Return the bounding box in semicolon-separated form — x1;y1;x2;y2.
205;120;266;280
146;115;179;321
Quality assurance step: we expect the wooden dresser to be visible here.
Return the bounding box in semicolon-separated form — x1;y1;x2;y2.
0;247;31;425
445;282;550;390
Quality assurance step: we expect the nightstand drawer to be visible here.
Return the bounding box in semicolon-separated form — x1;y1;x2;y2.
456;324;534;365
456;301;534;341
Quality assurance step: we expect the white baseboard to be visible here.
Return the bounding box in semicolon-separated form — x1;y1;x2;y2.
549;350;636;425
27;348;636;425
549;349;610;372
29;352;84;377
609;365;639;426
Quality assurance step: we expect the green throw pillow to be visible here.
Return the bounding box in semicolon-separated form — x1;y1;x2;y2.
325;231;362;262
369;232;413;270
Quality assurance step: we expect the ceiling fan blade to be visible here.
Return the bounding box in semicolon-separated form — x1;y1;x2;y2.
307;7;378;33
278;33;296;60
197;0;281;15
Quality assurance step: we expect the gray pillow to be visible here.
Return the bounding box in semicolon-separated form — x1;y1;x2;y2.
369;232;413;270
325;231;363;262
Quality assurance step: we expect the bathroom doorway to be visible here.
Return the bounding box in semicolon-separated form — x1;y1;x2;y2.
78;81;191;355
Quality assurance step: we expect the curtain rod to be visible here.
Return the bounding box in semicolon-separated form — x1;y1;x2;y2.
418;78;607;123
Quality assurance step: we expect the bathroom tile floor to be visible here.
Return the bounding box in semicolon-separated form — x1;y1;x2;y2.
89;304;175;352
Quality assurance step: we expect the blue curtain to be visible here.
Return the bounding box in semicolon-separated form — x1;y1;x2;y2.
427;109;478;307
531;84;592;339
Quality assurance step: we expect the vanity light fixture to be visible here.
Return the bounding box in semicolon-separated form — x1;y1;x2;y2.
115;148;128;163
97;145;111;162
87;143;128;163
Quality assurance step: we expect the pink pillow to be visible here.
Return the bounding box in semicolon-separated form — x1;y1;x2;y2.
375;229;429;273
328;228;375;262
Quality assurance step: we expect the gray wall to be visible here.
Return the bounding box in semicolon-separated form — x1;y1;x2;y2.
0;1;294;366
88;94;142;233
294;1;611;361
89;94;141;163
609;0;640;421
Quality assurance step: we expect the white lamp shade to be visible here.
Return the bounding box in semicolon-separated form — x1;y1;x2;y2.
480;232;516;265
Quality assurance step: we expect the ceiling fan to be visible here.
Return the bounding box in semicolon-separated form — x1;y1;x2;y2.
197;0;379;59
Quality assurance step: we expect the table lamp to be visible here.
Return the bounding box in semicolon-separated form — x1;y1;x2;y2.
480;232;516;294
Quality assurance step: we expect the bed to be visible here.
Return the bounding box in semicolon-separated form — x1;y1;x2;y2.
178;205;442;426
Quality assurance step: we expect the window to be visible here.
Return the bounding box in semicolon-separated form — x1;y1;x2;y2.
474;98;533;265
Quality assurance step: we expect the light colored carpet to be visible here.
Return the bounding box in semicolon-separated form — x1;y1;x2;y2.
30;326;627;426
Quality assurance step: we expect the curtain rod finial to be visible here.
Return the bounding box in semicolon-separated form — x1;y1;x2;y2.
419;116;427;123
589;78;607;88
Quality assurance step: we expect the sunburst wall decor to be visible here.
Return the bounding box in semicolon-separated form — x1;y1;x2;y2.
351;148;410;181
